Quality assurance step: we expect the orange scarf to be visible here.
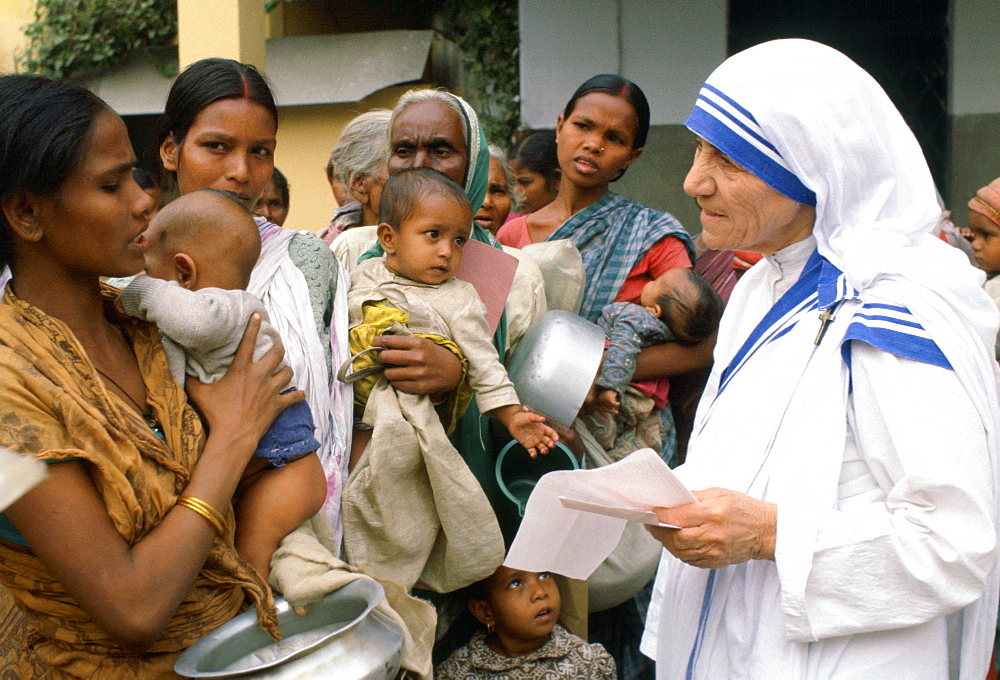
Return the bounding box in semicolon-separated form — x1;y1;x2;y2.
0;286;277;679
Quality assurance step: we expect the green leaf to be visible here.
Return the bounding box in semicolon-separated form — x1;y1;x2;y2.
20;0;178;78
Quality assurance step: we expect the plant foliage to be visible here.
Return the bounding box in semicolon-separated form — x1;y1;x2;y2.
440;0;520;145
19;0;179;80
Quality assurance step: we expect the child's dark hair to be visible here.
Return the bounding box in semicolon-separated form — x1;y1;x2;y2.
510;130;559;184
160;58;277;151
563;74;650;149
379;167;470;229
658;270;724;344
0;74;110;271
466;576;490;603
271;167;290;209
132;166;160;191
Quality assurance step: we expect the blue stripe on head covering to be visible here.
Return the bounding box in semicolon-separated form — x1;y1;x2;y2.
685;85;817;207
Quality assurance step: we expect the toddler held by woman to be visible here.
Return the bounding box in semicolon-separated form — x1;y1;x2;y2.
344;168;558;467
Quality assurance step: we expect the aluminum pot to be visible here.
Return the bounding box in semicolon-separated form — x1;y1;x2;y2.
506;310;605;428
174;578;403;680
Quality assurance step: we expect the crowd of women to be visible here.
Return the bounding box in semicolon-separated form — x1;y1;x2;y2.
0;35;999;680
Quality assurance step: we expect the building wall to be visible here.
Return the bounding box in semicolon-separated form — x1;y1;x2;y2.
275;83;413;233
949;0;1000;225
519;0;727;233
0;0;32;73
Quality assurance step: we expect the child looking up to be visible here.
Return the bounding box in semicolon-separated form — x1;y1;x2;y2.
436;566;616;679
968;176;1000;362
345;168;558;467
118;189;327;578
586;268;723;461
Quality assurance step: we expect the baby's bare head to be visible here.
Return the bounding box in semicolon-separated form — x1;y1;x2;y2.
640;268;724;344
143;189;261;291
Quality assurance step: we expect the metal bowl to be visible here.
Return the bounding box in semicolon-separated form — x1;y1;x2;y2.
506;310;605;428
174;579;403;680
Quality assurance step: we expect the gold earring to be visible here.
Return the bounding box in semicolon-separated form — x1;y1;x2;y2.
487;623;495;636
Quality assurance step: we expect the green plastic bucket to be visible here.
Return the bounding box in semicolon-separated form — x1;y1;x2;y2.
494;439;579;517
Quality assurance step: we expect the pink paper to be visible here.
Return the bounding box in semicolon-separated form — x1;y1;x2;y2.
454;239;518;335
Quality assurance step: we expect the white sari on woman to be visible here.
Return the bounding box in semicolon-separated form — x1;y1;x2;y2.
642;39;1000;680
250;218;352;548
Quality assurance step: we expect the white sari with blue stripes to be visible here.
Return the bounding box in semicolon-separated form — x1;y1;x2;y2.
644;234;999;679
642;38;1000;680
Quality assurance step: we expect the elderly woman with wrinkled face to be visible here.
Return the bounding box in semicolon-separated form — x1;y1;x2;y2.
643;39;1000;680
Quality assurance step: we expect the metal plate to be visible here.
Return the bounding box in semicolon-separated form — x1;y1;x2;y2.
506;310;605;428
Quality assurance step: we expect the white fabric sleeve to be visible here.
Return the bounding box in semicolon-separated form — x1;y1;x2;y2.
775;342;996;641
501;246;547;353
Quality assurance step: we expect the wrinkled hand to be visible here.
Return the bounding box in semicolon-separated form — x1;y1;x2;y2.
646;488;777;569
503;407;559;457
186;314;302;450
373;334;463;395
596;389;620;414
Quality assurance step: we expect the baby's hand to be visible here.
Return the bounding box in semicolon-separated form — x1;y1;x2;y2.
508;409;559;457
596;389;620;414
491;405;559;457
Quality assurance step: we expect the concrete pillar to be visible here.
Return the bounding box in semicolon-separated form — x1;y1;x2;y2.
177;0;267;71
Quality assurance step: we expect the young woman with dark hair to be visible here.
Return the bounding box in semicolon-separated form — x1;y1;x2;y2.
159;58;278;208
497;74;710;453
0;73;293;678
159;58;352;544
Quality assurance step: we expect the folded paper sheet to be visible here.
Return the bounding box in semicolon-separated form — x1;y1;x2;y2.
504;448;696;580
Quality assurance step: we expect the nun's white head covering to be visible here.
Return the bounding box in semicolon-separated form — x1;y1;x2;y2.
687;38;997;362
688;39;940;278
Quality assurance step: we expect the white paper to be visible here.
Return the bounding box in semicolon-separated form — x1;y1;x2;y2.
557;497;678;527
504;448;696;579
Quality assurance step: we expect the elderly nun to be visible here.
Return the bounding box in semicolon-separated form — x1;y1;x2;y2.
642;39;1000;680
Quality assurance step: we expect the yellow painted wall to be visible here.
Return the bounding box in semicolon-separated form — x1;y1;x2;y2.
0;0;33;73
0;0;429;235
177;0;266;70
276;83;418;233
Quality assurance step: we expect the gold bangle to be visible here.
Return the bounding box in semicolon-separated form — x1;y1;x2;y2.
175;496;226;537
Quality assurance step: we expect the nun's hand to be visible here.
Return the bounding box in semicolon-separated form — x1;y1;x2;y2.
646;488;777;569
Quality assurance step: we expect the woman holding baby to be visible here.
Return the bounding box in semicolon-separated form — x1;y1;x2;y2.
158;59;352;545
497;75;711;466
0;75;295;677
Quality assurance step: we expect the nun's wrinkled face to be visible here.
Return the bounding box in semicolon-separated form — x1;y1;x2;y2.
684;137;815;255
